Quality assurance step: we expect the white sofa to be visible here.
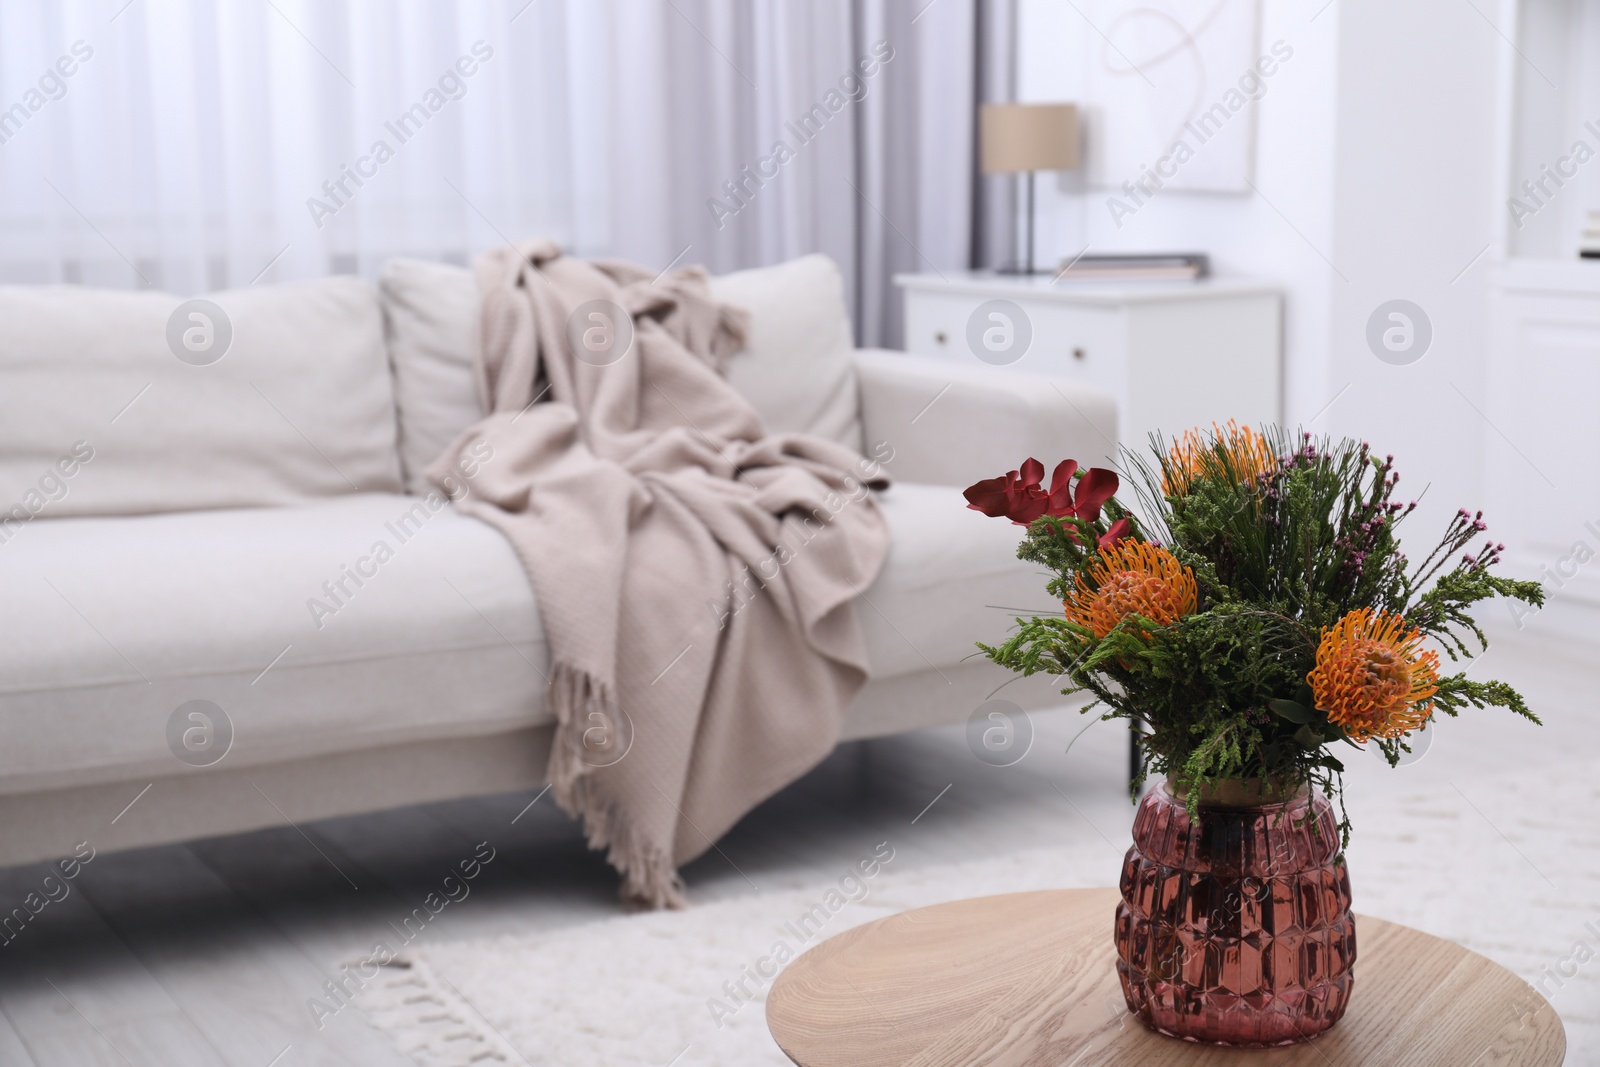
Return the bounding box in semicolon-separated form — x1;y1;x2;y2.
0;254;1116;869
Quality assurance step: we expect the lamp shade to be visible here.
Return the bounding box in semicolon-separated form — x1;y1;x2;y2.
980;103;1080;174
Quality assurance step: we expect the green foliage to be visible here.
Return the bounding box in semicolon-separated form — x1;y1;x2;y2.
981;426;1542;841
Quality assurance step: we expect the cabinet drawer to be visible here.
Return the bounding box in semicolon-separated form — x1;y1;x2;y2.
903;288;1125;399
903;290;970;358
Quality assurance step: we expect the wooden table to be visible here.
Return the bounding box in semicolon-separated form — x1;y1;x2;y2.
766;888;1566;1066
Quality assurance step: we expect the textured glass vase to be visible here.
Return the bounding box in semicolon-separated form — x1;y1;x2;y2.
1114;780;1356;1047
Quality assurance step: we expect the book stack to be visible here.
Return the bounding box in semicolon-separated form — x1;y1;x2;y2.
1056;252;1210;281
1580;212;1600;258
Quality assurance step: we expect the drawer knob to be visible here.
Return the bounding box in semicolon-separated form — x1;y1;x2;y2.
1073;347;1086;361
935;331;948;345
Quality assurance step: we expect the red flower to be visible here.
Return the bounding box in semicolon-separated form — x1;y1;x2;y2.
1066;464;1118;522
1098;517;1132;548
964;458;1121;528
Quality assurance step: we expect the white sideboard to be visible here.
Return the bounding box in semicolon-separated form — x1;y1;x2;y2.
1485;259;1600;606
1482;2;1600;611
894;272;1283;455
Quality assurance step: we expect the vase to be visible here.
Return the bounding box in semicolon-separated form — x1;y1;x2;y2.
1113;779;1356;1047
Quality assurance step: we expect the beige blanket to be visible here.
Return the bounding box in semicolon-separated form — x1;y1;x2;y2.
427;241;890;908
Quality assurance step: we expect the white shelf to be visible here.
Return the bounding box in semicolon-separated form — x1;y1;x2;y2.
1497;0;1600;260
1485;1;1600;607
1496;256;1600;294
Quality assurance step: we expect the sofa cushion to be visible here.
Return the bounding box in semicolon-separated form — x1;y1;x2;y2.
0;494;548;796
0;481;1038;795
0;277;402;519
379;253;863;490
379;258;484;494
709;254;863;452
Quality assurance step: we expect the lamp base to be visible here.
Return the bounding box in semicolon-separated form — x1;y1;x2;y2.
994;171;1040;276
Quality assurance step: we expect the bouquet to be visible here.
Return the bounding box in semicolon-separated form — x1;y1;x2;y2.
965;422;1544;840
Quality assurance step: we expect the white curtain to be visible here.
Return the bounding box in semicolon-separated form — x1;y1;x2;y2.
0;0;998;346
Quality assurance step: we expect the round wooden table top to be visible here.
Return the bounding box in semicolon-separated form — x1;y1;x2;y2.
765;887;1566;1067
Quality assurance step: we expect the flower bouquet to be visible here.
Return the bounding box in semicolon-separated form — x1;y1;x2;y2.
964;422;1543;1046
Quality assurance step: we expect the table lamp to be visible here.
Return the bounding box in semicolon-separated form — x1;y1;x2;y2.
980;103;1080;274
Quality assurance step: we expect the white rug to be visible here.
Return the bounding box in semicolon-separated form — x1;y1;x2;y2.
353;766;1600;1067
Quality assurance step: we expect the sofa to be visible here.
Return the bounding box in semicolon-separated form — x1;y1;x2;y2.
0;253;1116;869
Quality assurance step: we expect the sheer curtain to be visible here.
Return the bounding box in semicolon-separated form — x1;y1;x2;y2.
0;0;1010;345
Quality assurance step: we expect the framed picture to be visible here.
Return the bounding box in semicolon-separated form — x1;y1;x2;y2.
1082;0;1264;192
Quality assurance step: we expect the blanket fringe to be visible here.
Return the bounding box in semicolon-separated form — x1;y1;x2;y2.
547;663;689;909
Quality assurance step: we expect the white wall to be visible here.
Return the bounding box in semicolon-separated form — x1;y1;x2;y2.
1016;0;1504;545
1017;0;1341;443
1324;0;1501;542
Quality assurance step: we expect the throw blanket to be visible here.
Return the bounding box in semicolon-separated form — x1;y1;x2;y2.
426;241;890;908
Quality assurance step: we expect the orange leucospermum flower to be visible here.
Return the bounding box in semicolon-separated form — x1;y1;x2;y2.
1163;420;1277;497
1308;608;1440;742
1066;540;1197;638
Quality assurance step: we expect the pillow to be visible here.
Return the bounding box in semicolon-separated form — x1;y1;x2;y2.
0;277;401;521
710;253;862;453
379;259;483;494
379;252;863;490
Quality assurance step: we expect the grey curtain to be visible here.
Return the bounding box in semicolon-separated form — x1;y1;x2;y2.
594;0;1017;350
970;0;1020;275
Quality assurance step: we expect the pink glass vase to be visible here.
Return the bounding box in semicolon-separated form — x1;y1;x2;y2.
1114;779;1356;1047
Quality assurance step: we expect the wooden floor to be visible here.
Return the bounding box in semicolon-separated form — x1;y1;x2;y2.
0;617;1593;1066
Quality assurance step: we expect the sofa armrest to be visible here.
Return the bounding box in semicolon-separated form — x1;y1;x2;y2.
853;349;1119;486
